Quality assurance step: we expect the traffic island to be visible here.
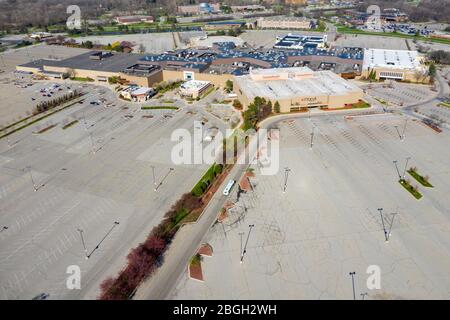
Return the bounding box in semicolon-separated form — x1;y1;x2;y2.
188;254;204;282
399;179;423;200
407;168;433;188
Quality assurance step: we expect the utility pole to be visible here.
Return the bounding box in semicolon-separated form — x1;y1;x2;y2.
240;224;255;264
402;157;411;180
283;167;291;193
77;228;88;259
393;160;401;180
349;272;356;300
378;208;389;242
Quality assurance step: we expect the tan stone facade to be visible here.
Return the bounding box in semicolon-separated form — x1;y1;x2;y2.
360;67;430;83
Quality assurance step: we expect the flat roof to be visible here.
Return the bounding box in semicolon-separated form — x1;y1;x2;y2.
19;51;146;73
363;48;424;70
181;80;211;90
235;67;362;100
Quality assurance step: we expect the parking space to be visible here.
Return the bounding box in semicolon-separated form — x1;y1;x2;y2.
171;114;450;300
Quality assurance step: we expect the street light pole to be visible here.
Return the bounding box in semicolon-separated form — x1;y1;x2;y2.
240;224;255;264
310;126;315;150
393;160;401;180
151;165;156;189
77;228;88;259
349;272;356;300
283;167;291;193
0;226;8;232
387;211;398;242
27;165;38;191
402;157;411;180
238;232;244;259
401;119;408;141
378;208;389;242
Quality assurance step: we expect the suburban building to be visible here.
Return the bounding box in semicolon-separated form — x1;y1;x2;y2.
180;80;213;98
230;5;266;12
203;21;245;31
258;16;313;30
274;34;327;49
15;40;364;89
120;86;156;102
115;15;154;25
177;3;221;15
234;67;364;112
361;48;429;83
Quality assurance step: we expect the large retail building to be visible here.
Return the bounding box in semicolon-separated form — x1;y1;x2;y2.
361;49;429;83
234;67;364;112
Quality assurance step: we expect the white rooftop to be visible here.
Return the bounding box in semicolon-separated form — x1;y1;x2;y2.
131;87;153;95
235;67;362;100
181;80;211;90
363;48;425;70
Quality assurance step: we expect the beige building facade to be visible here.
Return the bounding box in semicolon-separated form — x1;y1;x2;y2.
234;67;364;112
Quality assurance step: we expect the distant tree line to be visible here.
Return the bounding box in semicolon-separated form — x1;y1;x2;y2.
358;0;450;23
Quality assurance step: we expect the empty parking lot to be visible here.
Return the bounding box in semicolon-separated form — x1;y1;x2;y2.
0;86;229;299
171;113;450;300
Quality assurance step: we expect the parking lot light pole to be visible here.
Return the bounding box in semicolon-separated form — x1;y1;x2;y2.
238;232;245;259
387;211;398;242
77;228;88;259
392;160;401;180
309;126;315;150
394;125;402;140
401;119;408;141
283;167;291;193
349;272;356;300
402;157;411;180
240;224;255;264
151;165;156;189
378;208;389;242
26;165;38;191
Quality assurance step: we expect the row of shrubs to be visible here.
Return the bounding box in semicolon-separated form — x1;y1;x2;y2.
35;90;82;114
191;163;223;197
99;192;203;299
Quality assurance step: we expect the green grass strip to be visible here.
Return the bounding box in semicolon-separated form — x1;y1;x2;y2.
141;106;179;110
407;169;433;188
399;179;423;200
